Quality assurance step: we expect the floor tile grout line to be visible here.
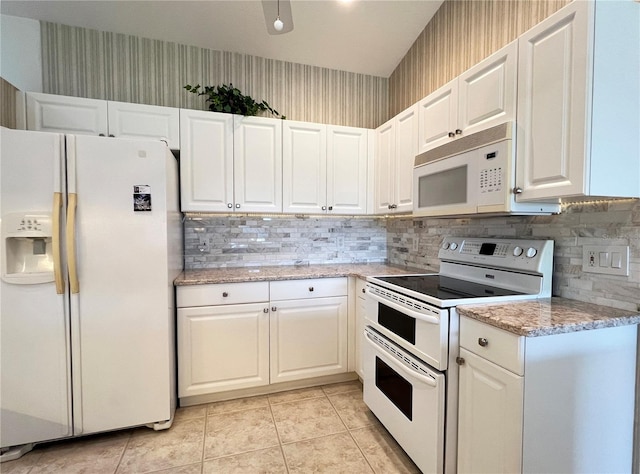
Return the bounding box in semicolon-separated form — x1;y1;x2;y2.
199;404;209;473
112;429;133;474
267;396;291;473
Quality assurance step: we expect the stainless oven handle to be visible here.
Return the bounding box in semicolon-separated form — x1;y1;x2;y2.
364;332;437;387
365;289;440;324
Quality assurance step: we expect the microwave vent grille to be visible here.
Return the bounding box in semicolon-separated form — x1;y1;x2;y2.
415;121;513;167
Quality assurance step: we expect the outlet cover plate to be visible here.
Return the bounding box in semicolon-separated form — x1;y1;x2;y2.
582;245;629;276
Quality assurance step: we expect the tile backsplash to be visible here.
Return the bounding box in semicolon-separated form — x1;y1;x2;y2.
386;199;640;312
184;215;387;269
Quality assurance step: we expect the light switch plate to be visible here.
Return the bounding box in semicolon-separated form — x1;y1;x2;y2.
582;245;629;276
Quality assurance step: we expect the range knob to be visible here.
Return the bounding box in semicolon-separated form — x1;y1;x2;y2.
526;247;537;258
450;242;458;251
442;242;450;250
513;246;523;257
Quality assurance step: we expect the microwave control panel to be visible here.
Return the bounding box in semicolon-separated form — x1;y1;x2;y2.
477;140;510;207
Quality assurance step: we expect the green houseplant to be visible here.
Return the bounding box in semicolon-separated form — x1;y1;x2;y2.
184;83;285;118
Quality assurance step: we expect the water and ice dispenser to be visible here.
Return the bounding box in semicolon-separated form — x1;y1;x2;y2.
1;213;55;284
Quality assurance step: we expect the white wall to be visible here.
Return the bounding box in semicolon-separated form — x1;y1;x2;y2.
0;14;42;92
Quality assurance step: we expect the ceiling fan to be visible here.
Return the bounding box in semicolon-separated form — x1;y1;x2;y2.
262;0;294;35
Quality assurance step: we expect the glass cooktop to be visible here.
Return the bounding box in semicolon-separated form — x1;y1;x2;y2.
374;275;525;300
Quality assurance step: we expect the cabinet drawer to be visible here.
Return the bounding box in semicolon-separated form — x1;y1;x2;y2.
270;277;348;300
177;282;269;307
460;316;524;375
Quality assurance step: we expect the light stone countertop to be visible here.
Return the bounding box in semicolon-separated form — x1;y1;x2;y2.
458;297;640;337
174;263;432;285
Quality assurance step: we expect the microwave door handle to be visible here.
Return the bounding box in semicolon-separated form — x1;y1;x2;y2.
365;289;439;325
364;331;437;387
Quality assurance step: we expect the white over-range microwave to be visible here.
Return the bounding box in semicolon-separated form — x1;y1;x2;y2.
413;122;560;217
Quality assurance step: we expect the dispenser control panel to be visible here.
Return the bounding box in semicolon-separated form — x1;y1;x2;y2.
5;213;52;235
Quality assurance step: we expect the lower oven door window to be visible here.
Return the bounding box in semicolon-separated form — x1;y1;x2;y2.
363;326;445;474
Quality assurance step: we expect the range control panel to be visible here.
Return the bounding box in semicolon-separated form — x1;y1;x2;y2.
439;237;554;273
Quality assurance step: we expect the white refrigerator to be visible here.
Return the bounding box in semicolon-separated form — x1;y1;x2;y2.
0;128;183;458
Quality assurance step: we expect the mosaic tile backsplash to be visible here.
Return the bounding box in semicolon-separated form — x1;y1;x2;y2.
184;216;387;269
386;199;640;312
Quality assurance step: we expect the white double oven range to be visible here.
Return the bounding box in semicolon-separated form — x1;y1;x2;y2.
363;237;554;473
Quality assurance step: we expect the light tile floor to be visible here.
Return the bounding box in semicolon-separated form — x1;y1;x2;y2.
2;381;420;473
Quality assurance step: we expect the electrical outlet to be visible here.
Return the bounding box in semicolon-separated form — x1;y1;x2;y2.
198;236;210;253
412;236;419;252
582;245;629;276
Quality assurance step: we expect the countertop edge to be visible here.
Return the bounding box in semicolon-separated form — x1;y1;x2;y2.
457;298;640;337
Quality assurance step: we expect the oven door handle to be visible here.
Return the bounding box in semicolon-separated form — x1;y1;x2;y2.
364;332;437;387
365;289;440;325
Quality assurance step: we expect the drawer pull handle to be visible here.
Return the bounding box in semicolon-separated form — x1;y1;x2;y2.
361;288;365;293
478;338;489;347
263;308;269;313
272;306;277;312
456;356;465;366
308;287;314;292
222;292;229;297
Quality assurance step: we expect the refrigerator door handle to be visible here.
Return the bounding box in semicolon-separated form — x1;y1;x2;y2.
66;193;79;294
53;192;64;294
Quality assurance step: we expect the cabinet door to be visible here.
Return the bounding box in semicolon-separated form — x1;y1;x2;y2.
374;118;395;214
282;121;327;214
177;303;269;398
179;109;234;212
457;348;524;474
270;296;348;383
515;0;591;200
234;116;282;213
327;125;369;215
26;92;108;136
108;101;180;149
458;40;517;137
417;79;458;154
393;104;418;213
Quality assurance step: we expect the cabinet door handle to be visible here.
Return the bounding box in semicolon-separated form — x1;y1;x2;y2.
478;337;489;347
263;308;269;313
455;129;462;135
448;132;455;138
235;203;240;209
99;133;105;137
513;187;523;195
308;287;314;292
227;203;233;209
322;206;326;211
271;306;277;312
328;206;333;211
361;288;365;293
108;134;115;138
456;356;465;365
222;292;229;297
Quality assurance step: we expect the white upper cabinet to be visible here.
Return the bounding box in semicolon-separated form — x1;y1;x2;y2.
375;104;418;214
26;92;108;136
326;125;369;214
26;92;180;148
179;109;234;212
516;0;639;200
283;122;369;215
180;111;283;213
234;115;283;213
418;40;517;154
283;121;327;214
107;101;180;149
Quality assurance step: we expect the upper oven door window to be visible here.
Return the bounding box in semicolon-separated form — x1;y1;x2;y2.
413;149;478;217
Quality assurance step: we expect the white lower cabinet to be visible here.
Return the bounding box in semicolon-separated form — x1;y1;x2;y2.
457;315;637;474
177;282;270;398
177;303;270;398
354;278;367;378
177;278;348;400
270;278;348;383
